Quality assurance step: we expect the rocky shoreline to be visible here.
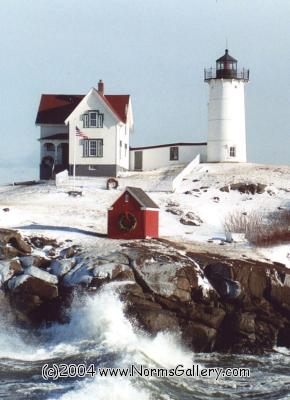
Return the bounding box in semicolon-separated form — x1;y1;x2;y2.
1;228;290;355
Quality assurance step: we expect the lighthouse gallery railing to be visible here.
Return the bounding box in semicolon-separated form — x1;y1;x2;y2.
204;68;250;81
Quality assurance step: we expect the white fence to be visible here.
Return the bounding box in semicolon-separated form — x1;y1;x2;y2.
55;170;69;187
55;171;107;189
172;154;200;192
55;159;200;192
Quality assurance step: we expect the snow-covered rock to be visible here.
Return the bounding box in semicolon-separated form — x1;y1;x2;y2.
19;256;36;268
95;252;130;266
59;246;78;259
180;212;203;226
19;255;50;269
8;274;58;299
25;266;58;285
130;245;214;303
220;182;267;194
50;258;76;277
7;274;30;291
137;261;192;301
62;262;92;287
166;207;183;216
0;228;31;256
93;263;127;279
0;260;22;285
91;262;134;288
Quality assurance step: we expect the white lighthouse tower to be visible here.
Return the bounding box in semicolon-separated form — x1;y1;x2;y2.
204;49;249;162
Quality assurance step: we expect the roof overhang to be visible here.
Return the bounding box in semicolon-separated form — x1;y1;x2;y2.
110;186;159;210
64;88;124;125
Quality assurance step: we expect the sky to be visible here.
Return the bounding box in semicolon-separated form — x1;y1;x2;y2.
0;0;289;181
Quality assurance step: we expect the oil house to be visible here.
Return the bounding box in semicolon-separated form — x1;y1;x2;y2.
108;187;159;239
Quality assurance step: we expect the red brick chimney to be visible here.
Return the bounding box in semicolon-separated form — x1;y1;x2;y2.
97;79;104;95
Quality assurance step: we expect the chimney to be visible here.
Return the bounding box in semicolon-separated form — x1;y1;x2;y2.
98;79;104;95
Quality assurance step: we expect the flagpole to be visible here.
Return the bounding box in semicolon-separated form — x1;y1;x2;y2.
73;126;76;191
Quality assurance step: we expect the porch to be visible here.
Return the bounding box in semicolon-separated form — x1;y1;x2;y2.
39;134;69;179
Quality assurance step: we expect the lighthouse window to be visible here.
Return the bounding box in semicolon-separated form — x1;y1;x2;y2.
230;147;236;157
170;146;179;161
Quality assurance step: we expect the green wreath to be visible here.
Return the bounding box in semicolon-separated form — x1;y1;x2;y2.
118;212;137;232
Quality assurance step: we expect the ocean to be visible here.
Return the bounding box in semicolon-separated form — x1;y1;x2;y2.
1;284;290;400
0;166;38;185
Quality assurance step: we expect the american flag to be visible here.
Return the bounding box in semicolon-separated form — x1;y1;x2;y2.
75;126;88;139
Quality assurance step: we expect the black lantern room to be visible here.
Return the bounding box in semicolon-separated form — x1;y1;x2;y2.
216;49;237;79
204;49;249;81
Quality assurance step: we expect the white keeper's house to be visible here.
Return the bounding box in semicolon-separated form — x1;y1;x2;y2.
36;80;133;179
35;49;249;179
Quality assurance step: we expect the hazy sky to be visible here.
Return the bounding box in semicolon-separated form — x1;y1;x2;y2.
0;0;289;177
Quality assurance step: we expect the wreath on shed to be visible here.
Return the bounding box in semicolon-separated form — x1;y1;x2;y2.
118;212;137;232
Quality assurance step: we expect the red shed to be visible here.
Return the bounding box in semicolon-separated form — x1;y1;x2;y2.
108;186;159;239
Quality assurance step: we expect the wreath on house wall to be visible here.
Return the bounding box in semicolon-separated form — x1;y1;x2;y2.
118;212;137;232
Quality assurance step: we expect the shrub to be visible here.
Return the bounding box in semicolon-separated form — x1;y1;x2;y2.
224;209;290;246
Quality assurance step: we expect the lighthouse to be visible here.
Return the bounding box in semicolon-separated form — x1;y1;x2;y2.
204;49;249;162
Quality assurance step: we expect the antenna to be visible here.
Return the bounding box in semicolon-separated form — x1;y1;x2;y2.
226;37;228;50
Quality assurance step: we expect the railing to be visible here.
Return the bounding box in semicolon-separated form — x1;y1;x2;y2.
204;68;249;81
172;154;200;192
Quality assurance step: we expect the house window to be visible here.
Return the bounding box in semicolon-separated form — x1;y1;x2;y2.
124;143;128;157
170;146;179;161
229;146;236;157
83;114;89;128
90;140;97;155
84;139;103;157
90;112;97;127
83;111;104;128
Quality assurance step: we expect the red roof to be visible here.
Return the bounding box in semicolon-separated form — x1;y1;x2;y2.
100;95;129;123
36;92;130;124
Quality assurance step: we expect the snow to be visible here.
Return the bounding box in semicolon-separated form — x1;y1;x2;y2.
7;274;30;290
62;262;92;287
93;263;126;279
0;261;15;284
259;245;290;269
50;259;76;277
137;261;184;298
19;256;37;268
25;266;58;285
197;274;214;297
0;162;289;273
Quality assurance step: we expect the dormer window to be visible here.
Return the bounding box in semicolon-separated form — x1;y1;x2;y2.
83;110;104;128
